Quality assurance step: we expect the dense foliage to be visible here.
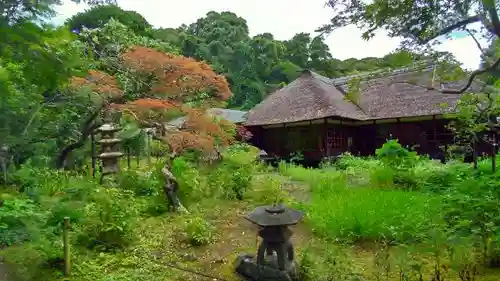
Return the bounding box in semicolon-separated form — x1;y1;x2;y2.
66;7;434;109
2;2;500;281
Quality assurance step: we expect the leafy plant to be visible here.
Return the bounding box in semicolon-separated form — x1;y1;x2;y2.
117;169;160;196
0;197;42;246
444;174;500;266
183;215;216;246
78;188;139;250
376;139;418;169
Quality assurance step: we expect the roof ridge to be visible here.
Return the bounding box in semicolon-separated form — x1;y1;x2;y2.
330;61;435;86
307;70;370;118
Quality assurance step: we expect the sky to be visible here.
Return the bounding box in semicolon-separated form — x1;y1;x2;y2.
53;0;488;70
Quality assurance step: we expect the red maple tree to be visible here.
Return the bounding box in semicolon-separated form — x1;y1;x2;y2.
70;46;235;156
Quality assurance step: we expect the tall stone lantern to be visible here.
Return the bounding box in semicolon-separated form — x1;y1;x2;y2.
235;204;304;281
96;111;124;183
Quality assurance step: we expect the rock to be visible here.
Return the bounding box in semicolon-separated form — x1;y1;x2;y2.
181;253;198;262
213;258;225;264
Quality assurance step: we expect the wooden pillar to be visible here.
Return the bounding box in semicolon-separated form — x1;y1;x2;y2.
90;132;96;178
323;118;329;157
492;132;497;173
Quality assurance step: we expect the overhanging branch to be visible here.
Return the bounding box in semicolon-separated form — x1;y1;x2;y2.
420;15;481;44
393;57;500;94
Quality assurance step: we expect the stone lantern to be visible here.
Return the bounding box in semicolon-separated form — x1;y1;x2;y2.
96;122;123;183
235;204;304;281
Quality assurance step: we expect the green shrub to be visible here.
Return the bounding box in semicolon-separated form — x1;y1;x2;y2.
0;237;63;281
45;200;85;229
0;197;44;246
183;215;216;246
78;188;139;250
376;139;419;169
117;169;160;196
209;161;252;200
149;139;169;157
247;175;288;205
142;194;169;216
11;165;98;201
206;144;257;200
369;165;394;188
444;174;500;266
171;156;204;200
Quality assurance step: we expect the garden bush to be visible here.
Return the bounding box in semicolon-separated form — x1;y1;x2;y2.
206;144;259;200
117;169;160;196
78;187;140;250
444;173;500;266
182;215;217;246
0;197;44;246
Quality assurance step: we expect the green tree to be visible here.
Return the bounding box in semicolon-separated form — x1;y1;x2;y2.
0;26;97;169
65;4;152;35
0;0;115;24
284;32;311;69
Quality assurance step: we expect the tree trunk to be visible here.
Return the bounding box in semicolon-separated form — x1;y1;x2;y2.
55;106;103;169
161;160;188;213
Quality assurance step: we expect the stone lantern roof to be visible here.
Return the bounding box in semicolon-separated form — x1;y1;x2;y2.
245;204;303;227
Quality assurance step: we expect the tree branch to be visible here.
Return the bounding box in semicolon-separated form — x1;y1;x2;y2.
393;57;500;94
420;15;481;44
55;104;105;169
466;29;485;55
482;0;500;37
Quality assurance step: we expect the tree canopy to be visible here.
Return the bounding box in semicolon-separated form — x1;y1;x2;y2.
65;4;152;35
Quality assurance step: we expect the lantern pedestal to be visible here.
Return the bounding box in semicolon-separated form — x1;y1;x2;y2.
235;254;296;281
235;204;303;281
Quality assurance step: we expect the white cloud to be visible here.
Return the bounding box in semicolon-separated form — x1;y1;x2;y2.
54;0;485;70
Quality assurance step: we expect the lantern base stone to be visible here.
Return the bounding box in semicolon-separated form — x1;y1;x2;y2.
235;253;297;281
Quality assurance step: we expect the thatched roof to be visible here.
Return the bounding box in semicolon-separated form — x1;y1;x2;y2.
166;108;247;129
245;65;480;126
244;70;368;126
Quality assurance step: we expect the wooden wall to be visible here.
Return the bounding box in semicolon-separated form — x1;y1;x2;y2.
247;118;455;160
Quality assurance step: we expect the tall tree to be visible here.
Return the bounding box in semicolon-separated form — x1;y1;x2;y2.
0;0;115;24
284;32;311;69
66;4;152;35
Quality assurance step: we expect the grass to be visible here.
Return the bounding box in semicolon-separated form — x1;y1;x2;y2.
281;161;444;243
306;187;443;243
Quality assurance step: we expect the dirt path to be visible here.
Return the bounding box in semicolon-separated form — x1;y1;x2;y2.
253;173;311;203
0;261;10;281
